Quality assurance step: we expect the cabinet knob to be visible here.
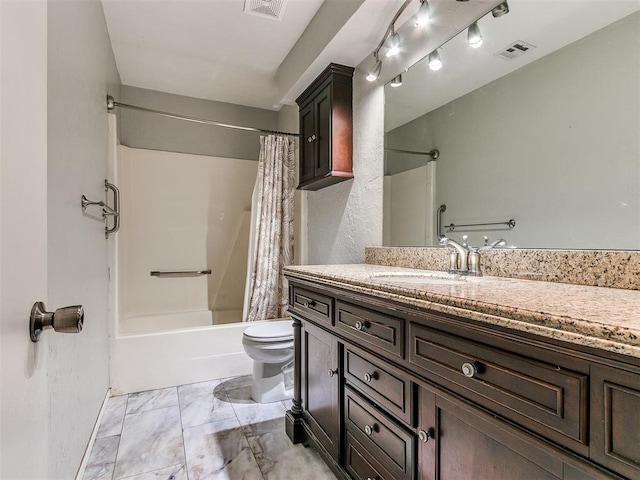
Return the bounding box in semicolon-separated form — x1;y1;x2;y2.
302;299;316;308
355;320;366;331
364;424;377;436
311;134;317;141
363;372;375;383
328;368;338;377
461;362;478;378
418;429;432;443
307;136;313;143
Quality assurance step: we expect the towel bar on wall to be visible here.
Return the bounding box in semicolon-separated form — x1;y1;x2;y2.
150;270;212;277
81;180;120;238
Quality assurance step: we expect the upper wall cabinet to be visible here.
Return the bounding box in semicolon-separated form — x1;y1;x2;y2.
296;64;354;191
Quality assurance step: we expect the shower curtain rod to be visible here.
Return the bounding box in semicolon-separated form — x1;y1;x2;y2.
106;95;300;138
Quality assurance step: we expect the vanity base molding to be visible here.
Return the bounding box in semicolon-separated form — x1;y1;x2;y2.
285;275;639;480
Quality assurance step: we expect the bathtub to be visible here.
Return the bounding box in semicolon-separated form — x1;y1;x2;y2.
111;312;257;395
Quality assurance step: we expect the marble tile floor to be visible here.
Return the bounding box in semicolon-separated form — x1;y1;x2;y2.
83;375;336;480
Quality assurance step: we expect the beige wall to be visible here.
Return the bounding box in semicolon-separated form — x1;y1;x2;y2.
121;85;278;161
46;0;122;477
118;147;257;323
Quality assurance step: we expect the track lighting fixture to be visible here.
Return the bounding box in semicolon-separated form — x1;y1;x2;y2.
366;54;383;82
492;1;509;18
428;50;442;71
467;22;483;48
390;74;403;88
415;0;431;27
386;31;401;57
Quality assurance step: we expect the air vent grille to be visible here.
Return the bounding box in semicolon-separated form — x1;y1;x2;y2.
244;0;287;21
495;40;536;61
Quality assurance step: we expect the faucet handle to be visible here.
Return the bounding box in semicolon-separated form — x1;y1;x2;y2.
462;235;469;248
480;238;507;250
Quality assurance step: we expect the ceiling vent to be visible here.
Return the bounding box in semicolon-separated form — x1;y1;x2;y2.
495;40;536;61
244;0;287;21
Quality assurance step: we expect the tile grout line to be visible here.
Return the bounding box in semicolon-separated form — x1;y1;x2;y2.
177;385;191;480
109;393;130;480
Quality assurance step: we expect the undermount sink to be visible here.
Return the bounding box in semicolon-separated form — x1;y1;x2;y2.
369;271;468;285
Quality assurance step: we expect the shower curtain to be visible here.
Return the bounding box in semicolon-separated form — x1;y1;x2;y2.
243;135;295;322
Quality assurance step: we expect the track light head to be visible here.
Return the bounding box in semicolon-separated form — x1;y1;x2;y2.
386;32;401;57
390;74;403;88
415;0;431;27
467;22;483;48
492;1;509;18
366;56;383;82
428;50;442;71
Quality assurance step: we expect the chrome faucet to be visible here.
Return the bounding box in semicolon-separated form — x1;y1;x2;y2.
440;236;470;274
468;238;507;276
441;236;506;276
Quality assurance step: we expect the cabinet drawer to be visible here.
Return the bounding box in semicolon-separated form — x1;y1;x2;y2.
409;321;588;446
344;346;413;425
345;386;414;480
292;286;333;326
345;431;395;480
337;300;404;359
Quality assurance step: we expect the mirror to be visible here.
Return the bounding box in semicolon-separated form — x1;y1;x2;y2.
384;1;640;250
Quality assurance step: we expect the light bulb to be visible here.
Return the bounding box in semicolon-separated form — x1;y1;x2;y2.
415;0;431;27
366;57;382;82
386;32;401;57
428;50;442;71
468;22;483;48
390;74;403;88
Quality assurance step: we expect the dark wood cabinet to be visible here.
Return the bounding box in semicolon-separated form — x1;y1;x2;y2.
296;64;354;191
285;276;637;480
301;320;340;461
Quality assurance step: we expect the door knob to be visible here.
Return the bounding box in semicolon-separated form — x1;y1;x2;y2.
30;301;84;342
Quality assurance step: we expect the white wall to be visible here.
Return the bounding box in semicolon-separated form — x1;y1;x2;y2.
306;70;385;264
118;147;257;323
0;1;50;478
46;0;121;477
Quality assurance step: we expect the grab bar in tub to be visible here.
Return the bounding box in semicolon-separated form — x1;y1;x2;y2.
150;270;212;277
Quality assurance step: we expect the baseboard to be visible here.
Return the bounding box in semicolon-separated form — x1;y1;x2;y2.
75;388;111;480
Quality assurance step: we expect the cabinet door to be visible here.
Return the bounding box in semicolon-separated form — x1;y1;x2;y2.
591;365;640;479
314;84;331;178
301;321;340;460
418;386;563;480
299;101;315;184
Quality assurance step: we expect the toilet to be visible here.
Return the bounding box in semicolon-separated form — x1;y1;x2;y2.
242;319;294;403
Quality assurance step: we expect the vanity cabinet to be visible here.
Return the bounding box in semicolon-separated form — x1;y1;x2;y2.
301;319;341;461
296;63;354;191
285;276;638;480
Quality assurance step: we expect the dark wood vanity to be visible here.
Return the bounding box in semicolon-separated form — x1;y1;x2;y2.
284;274;640;480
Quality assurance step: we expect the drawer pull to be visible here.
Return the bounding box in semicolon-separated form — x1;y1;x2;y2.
355;320;367;331
301;299;316;308
418;429;432;443
364;424;377;436
461;362;478;378
363;372;376;383
328;368;338;377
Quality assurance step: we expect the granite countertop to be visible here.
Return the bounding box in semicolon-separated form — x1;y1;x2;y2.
284;264;640;359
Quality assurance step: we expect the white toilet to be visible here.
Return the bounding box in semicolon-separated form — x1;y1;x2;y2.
242;319;294;403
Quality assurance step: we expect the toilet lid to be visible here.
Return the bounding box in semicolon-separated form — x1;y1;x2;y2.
243;319;293;341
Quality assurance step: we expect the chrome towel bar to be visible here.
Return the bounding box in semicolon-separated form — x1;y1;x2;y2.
150;270;212;277
81;180;120;238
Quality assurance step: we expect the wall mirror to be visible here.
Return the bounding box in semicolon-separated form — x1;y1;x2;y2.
383;1;640;250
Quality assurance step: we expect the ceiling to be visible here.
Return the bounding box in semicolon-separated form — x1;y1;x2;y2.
385;0;640;131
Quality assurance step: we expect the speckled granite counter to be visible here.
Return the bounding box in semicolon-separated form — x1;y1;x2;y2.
284;264;640;359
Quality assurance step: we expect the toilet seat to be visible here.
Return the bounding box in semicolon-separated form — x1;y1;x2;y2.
243;319;293;342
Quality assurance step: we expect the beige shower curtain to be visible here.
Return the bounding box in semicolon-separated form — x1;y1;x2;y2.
243;135;295;322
